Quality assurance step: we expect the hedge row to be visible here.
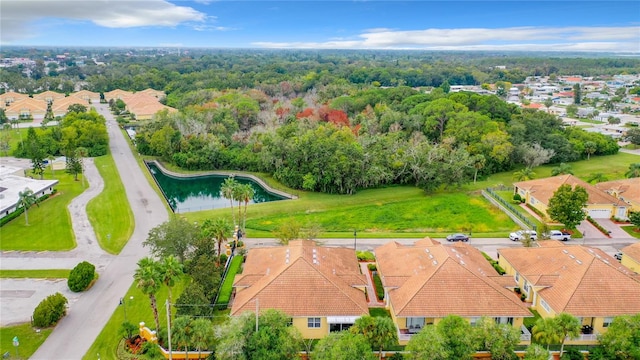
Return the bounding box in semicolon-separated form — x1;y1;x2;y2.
587;216;611;236
372;273;384;301
216;255;244;309
482;252;506;275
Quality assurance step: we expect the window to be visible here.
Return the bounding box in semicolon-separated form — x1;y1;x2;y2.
469;317;481;327
515;272;520;283
407;317;426;329
307;317;321;328
540;299;551;313
523;282;530;295
603;317;613;328
330;323;352;332
494;317;514;325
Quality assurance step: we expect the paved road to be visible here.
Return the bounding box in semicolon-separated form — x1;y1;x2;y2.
31;104;169;359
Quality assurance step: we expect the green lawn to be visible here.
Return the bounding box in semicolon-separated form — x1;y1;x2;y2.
369;308;391;318
86;154;135;254
0;269;70;278
83;277;193;360
622;226;640;239
0;323;53;359
0;172;84;251
2;127;29;155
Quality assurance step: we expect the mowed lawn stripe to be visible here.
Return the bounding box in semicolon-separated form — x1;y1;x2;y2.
86;154;134;254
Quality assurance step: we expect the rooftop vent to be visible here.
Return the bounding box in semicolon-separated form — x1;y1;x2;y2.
562;250;569;254
569;255;575;259
576;260;582;265
432;260;438;266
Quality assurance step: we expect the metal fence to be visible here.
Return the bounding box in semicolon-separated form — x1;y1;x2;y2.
484;187;537;231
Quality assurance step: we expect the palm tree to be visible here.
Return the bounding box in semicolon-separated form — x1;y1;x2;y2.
587;172;608;184
47;154;56;177
513;167;536;181
551;163;573;176
473;154;486;184
220;177;238;225
532;317;561;351
75;147;88;187
160;256;183;327
191;318;214;359
172;316;193;357
239;184;255;232
626;163;640;178
17;187;37;225
584;141;597;160
555;313;581;357
134;257;162;332
201;218;233;263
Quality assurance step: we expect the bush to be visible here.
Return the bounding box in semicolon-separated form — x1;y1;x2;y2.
513;193;522;203
357;250;376;262
367;263;377;271
587;216;610;236
33;292;68;327
68;261;96;292
372;273;384;300
561;347;585;360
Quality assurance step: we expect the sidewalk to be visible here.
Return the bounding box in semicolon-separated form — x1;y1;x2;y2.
359;262;385;308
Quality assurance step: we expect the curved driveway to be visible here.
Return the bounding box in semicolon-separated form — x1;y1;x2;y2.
31;104;169;359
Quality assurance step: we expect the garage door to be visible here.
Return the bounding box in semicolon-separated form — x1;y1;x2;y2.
588;209;611;219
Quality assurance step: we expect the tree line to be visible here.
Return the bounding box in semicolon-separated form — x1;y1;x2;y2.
135;87;618;194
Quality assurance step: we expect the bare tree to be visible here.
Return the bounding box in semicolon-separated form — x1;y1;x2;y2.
521;143;555;169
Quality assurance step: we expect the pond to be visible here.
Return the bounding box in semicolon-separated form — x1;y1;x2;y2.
147;162;288;213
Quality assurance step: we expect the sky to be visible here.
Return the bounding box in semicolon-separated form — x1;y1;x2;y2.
1;1;639;52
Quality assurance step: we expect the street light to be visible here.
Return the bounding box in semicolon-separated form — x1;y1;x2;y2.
119;296;133;323
12;336;19;358
354;230;357;250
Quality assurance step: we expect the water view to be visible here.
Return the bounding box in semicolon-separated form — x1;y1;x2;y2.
147;163;287;213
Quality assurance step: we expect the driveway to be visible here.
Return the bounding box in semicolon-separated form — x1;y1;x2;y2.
595;218;635;239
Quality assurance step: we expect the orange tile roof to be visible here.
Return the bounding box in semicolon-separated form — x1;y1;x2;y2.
622;243;640;263
71;90;100;100
514;174;627;207
5;98;47;113
231;240;369;317
595;178;640;205
0;91;29;105
51;96;88;113
104;89;133;100
375;240;530;318
33;90;65;101
522;103;543;109
120;92;177;117
498;244;640;316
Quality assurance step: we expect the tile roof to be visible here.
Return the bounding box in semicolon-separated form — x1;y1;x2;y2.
51;96;87;113
104;89;133;100
5;98;47;113
498;244;640;316
71;90;100;100
0;91;29;104
119;92;177;117
33;90;65;101
595;178;640;205
375;239;530;318
231;240;369;317
622;243;640;262
514;174;627;207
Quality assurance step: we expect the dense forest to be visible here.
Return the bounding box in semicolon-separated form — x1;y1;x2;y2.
2;49;631;194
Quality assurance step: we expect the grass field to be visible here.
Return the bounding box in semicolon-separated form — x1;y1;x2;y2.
0;172;83;251
622;226;640;239
2;127;29;155
0;269;70;278
83;277;192;360
0;323;53;359
86;154;135;254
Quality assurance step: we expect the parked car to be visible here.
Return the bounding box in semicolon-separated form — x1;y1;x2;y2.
509;230;537;241
547;230;571;241
446;233;469;242
614;252;623;261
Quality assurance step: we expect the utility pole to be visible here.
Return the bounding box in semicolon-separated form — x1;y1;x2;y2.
166;299;172;360
353;230;357;250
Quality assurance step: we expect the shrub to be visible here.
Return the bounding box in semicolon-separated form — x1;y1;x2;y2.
513;193;522;203
372;273;384;300
33;292;68;327
587;216;610;236
68;261;96;292
216;255;243;309
367;263;377;271
520;293;527;301
561;347;585;360
357;250;376;262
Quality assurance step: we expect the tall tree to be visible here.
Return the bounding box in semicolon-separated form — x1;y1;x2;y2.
583;141;597;160
200;218;233;263
239;183;255;232
573;84;582;105
532;317;562;351
554;313;581;357
350;316;399;360
17;187;38;225
313;332;375;360
65;148;83;181
437;315;476;360
143;217;200;263
160;255;183;327
134;257;162;332
547;184;589;229
172;315;193;357
624;128;640;145
551;163;573;176
473;317;520;360
191;318;214;359
221;177;239;225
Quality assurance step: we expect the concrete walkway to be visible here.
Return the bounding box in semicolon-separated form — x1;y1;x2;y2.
595;218;634;239
359;262;385;308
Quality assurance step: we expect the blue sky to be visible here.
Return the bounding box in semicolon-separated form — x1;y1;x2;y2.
2;1;639;52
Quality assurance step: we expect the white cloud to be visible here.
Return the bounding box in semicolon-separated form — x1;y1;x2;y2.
1;0;206;43
253;26;640;52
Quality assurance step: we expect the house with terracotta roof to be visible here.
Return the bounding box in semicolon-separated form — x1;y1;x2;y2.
620;242;640;273
514;174;629;221
71;90;100;103
33;90;65;103
374;238;532;345
4;98;48;120
0;91;29;108
498;241;640;344
120;92;176;120
51;96;88;117
104;89;133;102
595;179;640;213
139;88;166;100
230;240;369;339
